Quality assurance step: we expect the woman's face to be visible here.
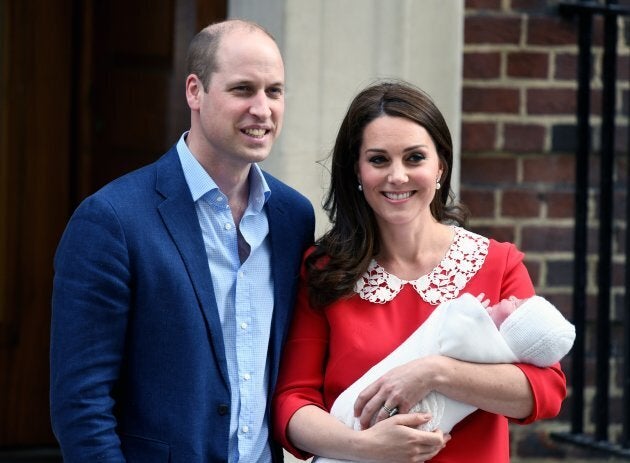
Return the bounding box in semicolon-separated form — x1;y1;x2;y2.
356;115;443;230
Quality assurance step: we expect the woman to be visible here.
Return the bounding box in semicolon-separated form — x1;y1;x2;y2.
272;80;567;462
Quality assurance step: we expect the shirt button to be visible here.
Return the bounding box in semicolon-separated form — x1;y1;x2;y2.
242;425;249;433
216;196;223;202
224;223;232;230
217;404;229;416
240;322;248;330
243;373;251;381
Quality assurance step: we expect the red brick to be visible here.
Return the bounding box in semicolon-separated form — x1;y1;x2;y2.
618;55;629;80
612;368;626;398
522;155;575;183
460;188;495;218
464;52;501;79
585;295;599;322
559;359;572;388
511;0;548;13
507;52;549;78
616;124;628;153
527;16;578;46
584;350;598;381
461;121;497;151
614;190;627;221
465;0;501;9
546;259;575;286
540;293;573;318
548;88;602;116
590;88;602;116
527;88;576;115
523;259;541;286
617;158;628;188
587;156;600;185
465;16;521;45
592;15;605;47
614;293;628;321
461;156;518;184
613;262;625;287
521;225;574;252
514;430;566;459
586;224;600;255
469;225;515;243
463;87;520;114
501;189;541;217
547;191;575;218
555;53;578;80
616;227;626;255
503;123;545;152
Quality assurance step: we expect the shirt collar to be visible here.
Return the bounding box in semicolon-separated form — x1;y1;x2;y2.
176;132;271;210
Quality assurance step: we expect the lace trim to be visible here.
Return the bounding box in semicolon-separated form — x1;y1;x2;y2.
353;228;489;305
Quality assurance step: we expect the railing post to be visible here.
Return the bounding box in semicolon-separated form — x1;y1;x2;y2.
570;0;593;437
594;0;618;443
553;1;630;456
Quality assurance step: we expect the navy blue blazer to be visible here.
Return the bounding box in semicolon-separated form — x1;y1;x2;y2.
50;146;315;462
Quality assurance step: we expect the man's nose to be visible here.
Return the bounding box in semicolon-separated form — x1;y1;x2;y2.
249;91;272;119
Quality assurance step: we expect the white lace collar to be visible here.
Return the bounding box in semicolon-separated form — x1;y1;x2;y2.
353;227;489;305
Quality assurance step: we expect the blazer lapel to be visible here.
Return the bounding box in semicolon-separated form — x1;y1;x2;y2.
265;194;293;389
155;148;230;387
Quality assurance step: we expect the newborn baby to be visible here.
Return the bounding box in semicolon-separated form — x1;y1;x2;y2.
314;292;576;463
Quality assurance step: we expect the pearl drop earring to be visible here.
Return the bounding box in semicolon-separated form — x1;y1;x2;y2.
358;184;363;191
436;180;441;190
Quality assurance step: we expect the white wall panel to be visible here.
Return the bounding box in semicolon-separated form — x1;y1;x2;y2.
230;0;463;236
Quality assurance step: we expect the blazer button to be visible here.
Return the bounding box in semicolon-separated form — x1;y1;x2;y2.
218;404;229;416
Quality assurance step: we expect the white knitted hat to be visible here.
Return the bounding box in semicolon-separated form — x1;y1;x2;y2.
499;295;576;367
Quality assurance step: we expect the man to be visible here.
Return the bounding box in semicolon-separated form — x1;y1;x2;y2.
50;20;314;462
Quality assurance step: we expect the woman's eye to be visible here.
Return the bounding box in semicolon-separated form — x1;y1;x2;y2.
368;155;388;165
407;153;425;162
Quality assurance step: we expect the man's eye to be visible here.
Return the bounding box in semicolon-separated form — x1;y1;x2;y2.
267;87;284;98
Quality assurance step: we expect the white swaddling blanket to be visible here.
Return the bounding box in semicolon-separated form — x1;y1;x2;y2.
314;293;575;463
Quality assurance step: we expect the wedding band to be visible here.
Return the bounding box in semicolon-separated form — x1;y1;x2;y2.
382;404;399;417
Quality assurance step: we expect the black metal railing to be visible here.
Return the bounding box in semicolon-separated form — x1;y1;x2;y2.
552;0;630;457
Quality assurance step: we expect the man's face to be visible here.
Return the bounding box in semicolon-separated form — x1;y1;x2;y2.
194;28;285;167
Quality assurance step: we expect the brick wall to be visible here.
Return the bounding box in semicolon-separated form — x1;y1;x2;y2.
460;0;630;459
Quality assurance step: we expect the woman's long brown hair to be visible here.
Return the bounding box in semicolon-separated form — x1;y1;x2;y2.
306;80;468;309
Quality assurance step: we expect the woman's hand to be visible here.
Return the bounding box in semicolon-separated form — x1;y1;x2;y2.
354;413;450;463
354;356;444;429
287;405;449;463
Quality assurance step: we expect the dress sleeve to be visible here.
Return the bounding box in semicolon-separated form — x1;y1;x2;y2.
511;362;567;424
272;259;330;458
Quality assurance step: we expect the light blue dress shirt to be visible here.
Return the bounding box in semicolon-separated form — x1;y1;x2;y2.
177;134;274;463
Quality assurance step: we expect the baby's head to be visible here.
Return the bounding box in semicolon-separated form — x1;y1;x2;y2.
488;296;525;327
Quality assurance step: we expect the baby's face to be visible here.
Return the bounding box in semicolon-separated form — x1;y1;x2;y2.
488;296;524;327
494;296;524;313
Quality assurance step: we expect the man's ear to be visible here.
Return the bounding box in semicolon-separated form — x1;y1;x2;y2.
185;74;203;110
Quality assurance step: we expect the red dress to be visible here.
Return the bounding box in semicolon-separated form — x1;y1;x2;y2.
273;228;567;462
